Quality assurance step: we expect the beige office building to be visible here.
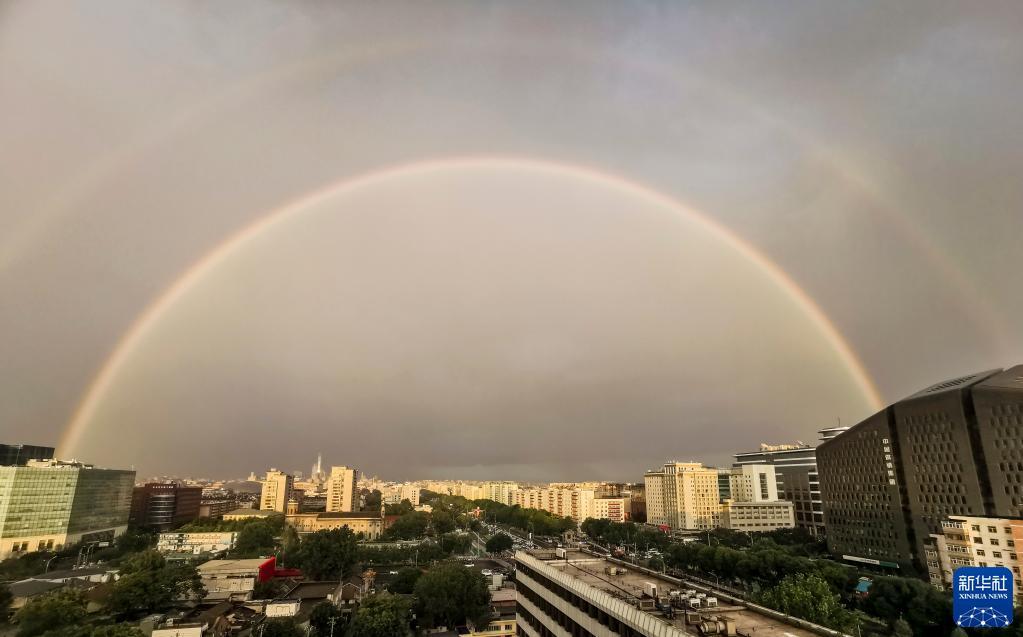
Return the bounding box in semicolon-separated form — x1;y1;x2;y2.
927;515;1023;604
325;466;359;512
644;462;720;530
260;469;294;513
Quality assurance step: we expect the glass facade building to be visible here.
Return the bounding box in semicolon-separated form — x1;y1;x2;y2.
0;460;135;558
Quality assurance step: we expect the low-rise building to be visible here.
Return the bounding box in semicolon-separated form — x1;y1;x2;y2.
927;515;1023;605
157;531;239;556
197;557;275;602
286;512;384;539
222;508;279;522
720;500;795;532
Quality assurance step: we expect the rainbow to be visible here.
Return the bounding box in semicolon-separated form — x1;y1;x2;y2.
58;156;884;455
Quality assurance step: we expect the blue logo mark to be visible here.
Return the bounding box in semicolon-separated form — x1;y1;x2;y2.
953;566;1014;628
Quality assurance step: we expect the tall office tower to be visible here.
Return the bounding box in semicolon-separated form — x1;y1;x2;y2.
734;426;849;537
325;466;359;512
0;443;55;467
260;469;294;513
0;459;135;559
644;462;721;530
818;366;1023;573
129;482;203;529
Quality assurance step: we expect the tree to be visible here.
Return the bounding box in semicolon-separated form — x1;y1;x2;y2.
892;618;913;637
388;568;422;594
860;576;953;636
363;489;382;509
384;513;430;540
485;533;513;554
13;589;87;637
384;500;415;516
259;618;303;637
431;510;457;535
106;550;205;617
413;562;491;629
309;601;347;636
90;626;146;637
297;528;358;580
0;582;12;621
758;573;854;632
948;630;967;637
348;594;411;637
233;520;277;556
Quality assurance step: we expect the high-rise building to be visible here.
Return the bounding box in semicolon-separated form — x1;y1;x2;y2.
0;459;135;559
926;515;1023;603
260;469;294;513
483;482;519;505
325;466;359;512
130;483;203;529
644;462;720;530
0;443;55;467
733;427;848;537
818;366;1023;572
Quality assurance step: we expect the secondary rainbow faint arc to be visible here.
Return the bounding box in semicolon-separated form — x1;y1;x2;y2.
57;156;885;455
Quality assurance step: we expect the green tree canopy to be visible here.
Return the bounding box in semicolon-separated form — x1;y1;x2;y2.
309;601;347;636
297;528;358;580
259;618;303;637
384;513;430;540
13;589;87;637
758;572;854;632
431;510;457;535
1;581;12;620
485;533;513;553
384;500;415;516
388;568;423;594
413;562;491;629
859;576;953;636
106;550;205;618
233;520;278;557
348;593;410;637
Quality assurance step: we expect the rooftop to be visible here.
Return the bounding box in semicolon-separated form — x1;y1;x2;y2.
198;557;273;572
518;550;824;637
223;508;278;517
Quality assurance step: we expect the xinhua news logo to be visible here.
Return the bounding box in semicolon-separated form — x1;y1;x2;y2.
953;566;1014;628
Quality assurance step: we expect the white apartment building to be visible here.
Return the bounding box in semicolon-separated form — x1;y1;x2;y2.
384;483;421;506
157;531;238;556
508;487;603;523
927;515;1023;604
483;482;519;505
719;464;794;532
728;464;779;502
592;497;631;523
325;466;359;512
260;469;294;513
644;462;721;530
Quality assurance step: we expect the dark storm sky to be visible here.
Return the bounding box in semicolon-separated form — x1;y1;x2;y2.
1;1;1021;481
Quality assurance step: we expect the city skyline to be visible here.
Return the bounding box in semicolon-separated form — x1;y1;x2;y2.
3;2;1022;481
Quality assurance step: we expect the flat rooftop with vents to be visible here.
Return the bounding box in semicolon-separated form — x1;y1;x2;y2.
515;549;826;637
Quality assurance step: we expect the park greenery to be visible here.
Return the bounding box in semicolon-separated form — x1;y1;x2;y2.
412;562;491;629
296;528;360;580
347;593;411;637
107;550;205;618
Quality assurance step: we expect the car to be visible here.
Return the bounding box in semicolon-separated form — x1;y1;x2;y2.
388;570;398;575
465;563;475;568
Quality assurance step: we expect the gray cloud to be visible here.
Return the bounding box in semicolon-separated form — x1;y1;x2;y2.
1;0;1021;481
